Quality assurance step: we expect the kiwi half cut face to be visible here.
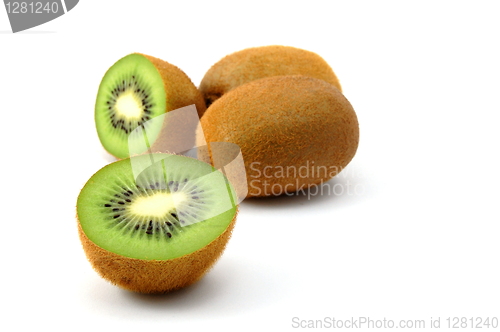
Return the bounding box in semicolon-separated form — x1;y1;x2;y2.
77;153;238;293
95;54;166;158
95;53;206;159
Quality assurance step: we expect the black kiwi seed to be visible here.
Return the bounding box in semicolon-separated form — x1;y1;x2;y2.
146;220;153;235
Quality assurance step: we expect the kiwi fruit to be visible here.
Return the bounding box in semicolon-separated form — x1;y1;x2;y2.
199;45;342;107
197;75;359;198
95;53;206;159
76;153;238;293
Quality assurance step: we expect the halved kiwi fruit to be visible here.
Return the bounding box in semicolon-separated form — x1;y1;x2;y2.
77;153;238;293
95;53;206;159
199;45;342;107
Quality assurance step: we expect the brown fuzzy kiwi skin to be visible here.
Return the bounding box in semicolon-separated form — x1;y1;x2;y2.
77;210;237;294
137;54;206;156
198;75;359;198
199;45;342;107
140;53;206;119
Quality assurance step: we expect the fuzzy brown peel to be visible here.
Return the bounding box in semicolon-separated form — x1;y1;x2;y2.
199;45;342;107
198;75;359;198
140;53;206;119
77;211;237;294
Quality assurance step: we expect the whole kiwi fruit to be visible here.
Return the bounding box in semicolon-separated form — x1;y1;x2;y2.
197;75;359;198
77;153;238;293
199;45;342;107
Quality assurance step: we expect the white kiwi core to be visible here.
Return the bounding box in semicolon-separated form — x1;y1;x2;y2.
130;192;187;218
115;90;143;119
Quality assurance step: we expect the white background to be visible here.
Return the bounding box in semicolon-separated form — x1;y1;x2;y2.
1;1;499;331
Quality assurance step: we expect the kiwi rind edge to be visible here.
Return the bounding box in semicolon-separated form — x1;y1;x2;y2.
77;210;237;294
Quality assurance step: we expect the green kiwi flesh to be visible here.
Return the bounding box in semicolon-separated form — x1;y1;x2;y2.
77;153;237;261
95;54;166;159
